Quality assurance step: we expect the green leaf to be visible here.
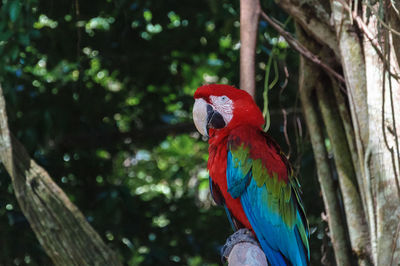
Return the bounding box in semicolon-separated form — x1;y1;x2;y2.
96;149;111;159
9;1;21;22
143;10;152;22
10;46;19;60
0;31;13;41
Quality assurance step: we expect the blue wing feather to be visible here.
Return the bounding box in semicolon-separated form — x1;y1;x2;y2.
240;178;308;266
226;151;251;199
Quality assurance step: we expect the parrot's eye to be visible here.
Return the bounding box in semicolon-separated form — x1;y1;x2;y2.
220;96;228;102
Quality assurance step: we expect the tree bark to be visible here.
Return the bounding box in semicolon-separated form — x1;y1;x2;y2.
316;78;371;265
240;0;260;98
275;0;340;59
262;0;400;264
272;0;400;264
362;3;400;264
296;25;353;266
0;85;121;265
228;243;268;266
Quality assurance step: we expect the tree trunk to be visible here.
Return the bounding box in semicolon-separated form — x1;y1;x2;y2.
296;25;354;265
265;0;400;264
240;0;260;98
0;85;121;265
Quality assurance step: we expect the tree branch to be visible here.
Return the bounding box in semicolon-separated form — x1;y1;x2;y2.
274;0;340;59
222;228;267;266
228;243;267;266
0;84;121;265
336;0;400;79
259;11;346;84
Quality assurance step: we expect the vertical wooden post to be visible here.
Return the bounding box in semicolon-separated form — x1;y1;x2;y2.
240;0;260;98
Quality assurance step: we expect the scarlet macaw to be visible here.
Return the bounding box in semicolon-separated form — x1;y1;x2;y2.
192;84;309;266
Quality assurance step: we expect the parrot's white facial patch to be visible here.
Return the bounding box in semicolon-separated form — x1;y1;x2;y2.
210;95;233;125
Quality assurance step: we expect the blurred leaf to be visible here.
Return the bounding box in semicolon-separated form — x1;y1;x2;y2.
9;1;21;22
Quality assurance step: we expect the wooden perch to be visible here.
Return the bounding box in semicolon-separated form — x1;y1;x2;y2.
0;84;121;265
228;243;268;266
223;228;268;266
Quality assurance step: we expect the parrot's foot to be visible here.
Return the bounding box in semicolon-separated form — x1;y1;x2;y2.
221;228;261;262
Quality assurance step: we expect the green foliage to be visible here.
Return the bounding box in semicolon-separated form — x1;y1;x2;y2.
0;0;325;265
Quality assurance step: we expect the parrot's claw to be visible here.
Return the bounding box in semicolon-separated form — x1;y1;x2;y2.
221;228;260;263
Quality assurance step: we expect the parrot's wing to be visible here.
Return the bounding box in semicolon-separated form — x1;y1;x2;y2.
227;133;309;266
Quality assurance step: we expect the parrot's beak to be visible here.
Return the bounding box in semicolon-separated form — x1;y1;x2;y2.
193;98;226;137
193;98;209;136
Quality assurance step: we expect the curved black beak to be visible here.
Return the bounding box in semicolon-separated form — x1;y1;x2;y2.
206;104;226;135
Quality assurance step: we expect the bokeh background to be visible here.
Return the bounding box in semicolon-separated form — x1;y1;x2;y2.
0;0;327;265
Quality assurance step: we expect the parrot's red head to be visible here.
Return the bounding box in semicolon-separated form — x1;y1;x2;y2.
193;84;264;137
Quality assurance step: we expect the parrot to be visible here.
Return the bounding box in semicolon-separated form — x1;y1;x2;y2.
192;84;309;266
